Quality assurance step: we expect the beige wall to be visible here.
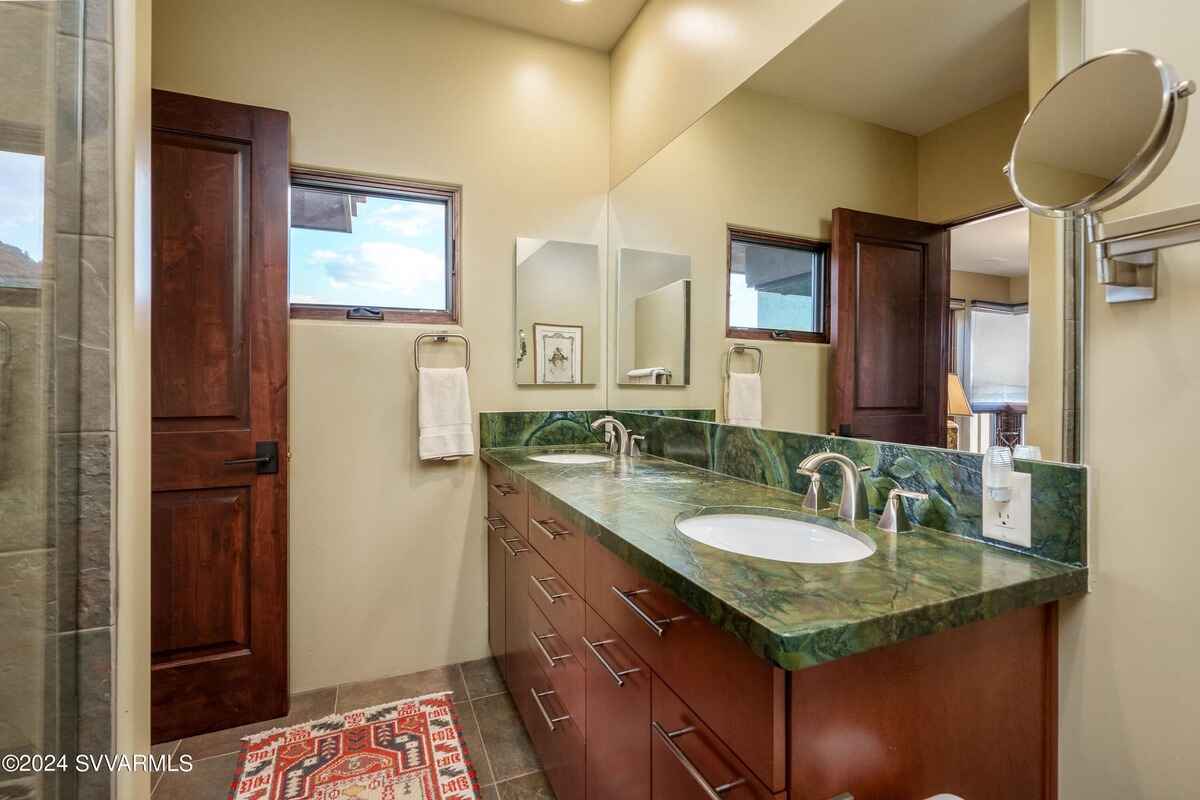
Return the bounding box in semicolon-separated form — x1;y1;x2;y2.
1060;1;1200;796
609;87;918;431
950;270;1028;304
609;0;843;186
114;0;152;795
153;0;611;691
917;92;1027;223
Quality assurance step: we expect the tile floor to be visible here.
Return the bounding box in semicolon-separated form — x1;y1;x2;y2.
152;657;556;799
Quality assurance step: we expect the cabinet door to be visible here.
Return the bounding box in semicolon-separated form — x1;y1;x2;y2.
585;607;651;800
503;529;533;694
485;513;510;673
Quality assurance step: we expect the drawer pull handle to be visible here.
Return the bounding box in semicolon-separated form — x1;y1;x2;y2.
485;515;508;531
489;482;519;497
531;630;573;669
610;586;682;637
532;575;571;604
499;537;529;558
530;688;569;732
651;721;747;799
531;518;569;539
582;637;641;687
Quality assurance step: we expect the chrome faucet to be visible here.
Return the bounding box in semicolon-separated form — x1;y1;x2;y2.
591;416;630;456
796;452;870;522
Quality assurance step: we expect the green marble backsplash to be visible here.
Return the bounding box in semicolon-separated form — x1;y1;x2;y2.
608;412;1087;566
479;409;715;449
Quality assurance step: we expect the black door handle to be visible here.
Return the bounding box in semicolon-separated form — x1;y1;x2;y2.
223;441;279;474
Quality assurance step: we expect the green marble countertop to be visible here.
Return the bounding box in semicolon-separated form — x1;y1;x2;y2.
482;445;1088;671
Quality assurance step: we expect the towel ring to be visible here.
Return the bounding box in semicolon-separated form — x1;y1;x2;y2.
724;344;763;376
414;331;470;372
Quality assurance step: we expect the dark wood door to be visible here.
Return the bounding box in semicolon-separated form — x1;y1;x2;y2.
150;90;290;743
829;208;949;446
585;607;651;800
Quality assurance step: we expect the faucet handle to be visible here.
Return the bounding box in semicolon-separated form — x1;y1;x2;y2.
801;473;829;514
877;488;928;534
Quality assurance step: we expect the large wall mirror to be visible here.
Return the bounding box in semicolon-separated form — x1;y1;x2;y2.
605;0;1084;463
514;238;601;385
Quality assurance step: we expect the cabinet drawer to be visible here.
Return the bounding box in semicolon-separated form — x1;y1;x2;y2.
487;463;526;537
585;606;651;800
526;543;586;665
526;596;585;731
652;674;781;800
526;660;586;800
527;490;585;593
587;537;787;792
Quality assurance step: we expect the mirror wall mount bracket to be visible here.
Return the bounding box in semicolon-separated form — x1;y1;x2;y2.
1087;201;1200;303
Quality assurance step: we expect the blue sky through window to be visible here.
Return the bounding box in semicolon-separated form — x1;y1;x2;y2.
289;191;448;309
0;151;45;263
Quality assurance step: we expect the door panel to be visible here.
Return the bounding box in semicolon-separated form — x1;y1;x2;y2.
585;607;651;800
830;209;949;445
150;90;290;743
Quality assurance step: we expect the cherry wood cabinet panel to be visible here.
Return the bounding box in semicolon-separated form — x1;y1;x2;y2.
789;604;1056;800
652;674;781;800
485;507;512;675
526;596;586;732
527;657;587;800
486;463;527;537
526;539;587;665
527;492;586;594
585;606;652;800
586;537;787;792
503;527;535;693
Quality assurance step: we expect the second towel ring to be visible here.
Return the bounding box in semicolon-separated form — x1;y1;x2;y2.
725;344;763;376
414;331;471;372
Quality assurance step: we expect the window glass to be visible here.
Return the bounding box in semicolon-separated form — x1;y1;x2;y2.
728;237;824;335
289;183;450;312
968;306;1030;408
0;150;45;283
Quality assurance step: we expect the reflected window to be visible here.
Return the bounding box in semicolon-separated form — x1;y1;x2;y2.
727;227;828;343
289;170;459;322
967;303;1030;411
0;149;45;286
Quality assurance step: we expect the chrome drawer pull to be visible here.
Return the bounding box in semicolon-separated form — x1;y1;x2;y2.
582;637;641;687
530;688;569;732
485;514;508;531
499;537;529;558
531;630;573;669
651;722;747;799
531;517;569;539
489;482;518;497
532;575;571;604
610;586;683;637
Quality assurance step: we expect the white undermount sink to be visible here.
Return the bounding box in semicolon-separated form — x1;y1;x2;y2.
529;453;613;465
675;510;876;564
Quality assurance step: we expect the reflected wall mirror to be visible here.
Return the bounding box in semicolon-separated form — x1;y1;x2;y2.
604;0;1086;463
514;238;601;385
615;248;692;386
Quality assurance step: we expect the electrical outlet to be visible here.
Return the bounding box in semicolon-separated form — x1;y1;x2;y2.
983;472;1031;548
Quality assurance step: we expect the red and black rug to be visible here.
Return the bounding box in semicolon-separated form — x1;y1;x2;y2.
229;691;480;800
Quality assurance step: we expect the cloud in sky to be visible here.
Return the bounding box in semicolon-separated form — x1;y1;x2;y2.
362;200;444;237
311;241;444;293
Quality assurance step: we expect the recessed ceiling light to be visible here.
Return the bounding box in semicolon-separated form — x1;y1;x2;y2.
561;0;590;5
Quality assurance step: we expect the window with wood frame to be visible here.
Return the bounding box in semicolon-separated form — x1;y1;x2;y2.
288;169;461;322
726;227;830;343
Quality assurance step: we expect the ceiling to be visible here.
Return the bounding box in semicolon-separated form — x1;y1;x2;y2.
745;0;1029;136
950;208;1029;277
407;0;647;51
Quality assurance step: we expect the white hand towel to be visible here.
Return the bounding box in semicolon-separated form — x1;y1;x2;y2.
627;367;668;385
418;367;474;461
725;372;762;428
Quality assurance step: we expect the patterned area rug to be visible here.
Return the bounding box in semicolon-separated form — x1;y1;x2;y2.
229;691;480;800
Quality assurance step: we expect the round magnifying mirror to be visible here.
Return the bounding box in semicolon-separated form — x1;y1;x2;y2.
1008;49;1195;217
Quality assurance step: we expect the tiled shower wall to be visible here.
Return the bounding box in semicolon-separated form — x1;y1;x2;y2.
0;1;115;798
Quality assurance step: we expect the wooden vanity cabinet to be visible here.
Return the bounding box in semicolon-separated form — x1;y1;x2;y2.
584;606;652;800
484;512;511;675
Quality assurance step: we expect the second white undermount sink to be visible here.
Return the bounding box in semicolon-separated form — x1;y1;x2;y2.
675;509;875;564
530;453;613;465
